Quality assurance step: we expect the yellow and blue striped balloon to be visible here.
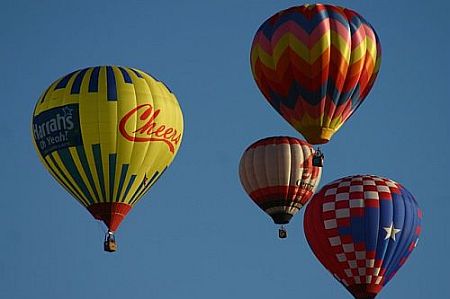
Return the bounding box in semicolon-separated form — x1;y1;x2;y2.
32;66;183;232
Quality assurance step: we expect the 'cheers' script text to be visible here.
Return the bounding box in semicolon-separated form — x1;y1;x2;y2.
119;104;181;153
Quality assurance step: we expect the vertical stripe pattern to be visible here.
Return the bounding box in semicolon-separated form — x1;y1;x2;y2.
31;66;184;231
239;136;322;225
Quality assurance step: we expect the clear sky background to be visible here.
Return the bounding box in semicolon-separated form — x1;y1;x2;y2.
1;1;449;298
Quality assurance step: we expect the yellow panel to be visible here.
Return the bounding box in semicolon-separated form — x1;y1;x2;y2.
44;154;89;207
49;150;89;205
77;68;103;202
32;65;184;219
68;147;98;203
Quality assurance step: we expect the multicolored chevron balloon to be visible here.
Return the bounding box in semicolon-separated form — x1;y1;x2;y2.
250;4;382;144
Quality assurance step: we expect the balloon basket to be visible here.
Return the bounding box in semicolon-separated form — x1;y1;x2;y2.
104;231;117;252
313;148;324;167
278;226;287;239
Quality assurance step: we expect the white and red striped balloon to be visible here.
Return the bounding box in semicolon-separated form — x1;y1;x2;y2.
239;136;322;225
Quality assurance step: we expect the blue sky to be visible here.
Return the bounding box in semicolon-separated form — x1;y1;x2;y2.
1;1;449;298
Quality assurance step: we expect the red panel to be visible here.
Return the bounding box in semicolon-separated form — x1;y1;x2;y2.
87;202;132;232
347;284;382;299
249;185;313;206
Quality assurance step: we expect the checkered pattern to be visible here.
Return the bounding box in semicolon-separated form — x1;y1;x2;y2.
304;175;422;298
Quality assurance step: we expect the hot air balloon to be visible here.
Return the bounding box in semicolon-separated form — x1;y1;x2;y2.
250;4;382;145
239;136;321;238
32;66;183;252
304;175;422;298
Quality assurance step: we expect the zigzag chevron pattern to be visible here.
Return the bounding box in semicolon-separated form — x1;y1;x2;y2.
251;4;382;144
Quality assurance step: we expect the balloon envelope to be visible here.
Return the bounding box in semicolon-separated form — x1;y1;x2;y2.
304;175;422;299
239;136;322;224
32;66;183;232
251;4;382;144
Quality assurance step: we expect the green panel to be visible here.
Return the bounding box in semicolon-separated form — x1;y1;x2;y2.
121;174;137;203
76;146;100;202
109;154;117;202
128;180;145;206
92;144;106;202
129;169;165;206
115;164;129;202
45;155;89;207
55;148;94;205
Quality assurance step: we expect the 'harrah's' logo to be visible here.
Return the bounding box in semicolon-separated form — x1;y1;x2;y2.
32;104;82;156
119;104;181;153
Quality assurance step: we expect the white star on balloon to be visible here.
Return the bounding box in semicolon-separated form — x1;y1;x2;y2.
383;223;401;241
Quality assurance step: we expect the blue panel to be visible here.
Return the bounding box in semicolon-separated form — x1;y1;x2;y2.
55;71;76;90
106;66;117;101
348;84;361;108
261;6;349;36
349;14;363;31
39;85;52;103
71;68;88;94
375;196;393;260
118;67;132;83
383;190;419;284
128;67;143;78
88;66;100;92
380;192;405;273
365;206;380;251
350;216;365;243
338;225;352;236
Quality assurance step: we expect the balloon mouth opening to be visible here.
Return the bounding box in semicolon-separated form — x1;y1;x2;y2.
347;283;382;299
271;213;293;225
87;202;132;232
299;127;334;145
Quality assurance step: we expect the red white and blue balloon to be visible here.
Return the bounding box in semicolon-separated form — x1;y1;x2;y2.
304;174;422;299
